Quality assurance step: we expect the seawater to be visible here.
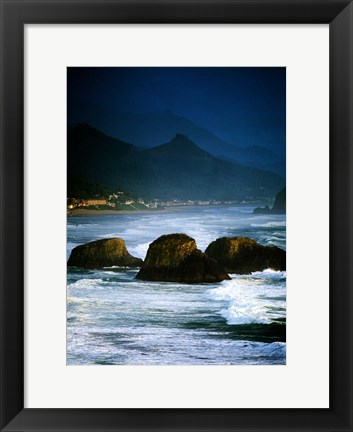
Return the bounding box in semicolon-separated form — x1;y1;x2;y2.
67;205;286;365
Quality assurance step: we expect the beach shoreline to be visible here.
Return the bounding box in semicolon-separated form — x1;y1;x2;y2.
68;206;189;216
68;203;260;217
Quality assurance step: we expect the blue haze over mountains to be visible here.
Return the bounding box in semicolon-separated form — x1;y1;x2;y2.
68;67;286;199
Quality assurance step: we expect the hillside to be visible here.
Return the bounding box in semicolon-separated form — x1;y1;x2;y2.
68;124;285;200
74;111;285;175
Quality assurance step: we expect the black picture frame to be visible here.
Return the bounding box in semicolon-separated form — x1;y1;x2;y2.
0;1;352;431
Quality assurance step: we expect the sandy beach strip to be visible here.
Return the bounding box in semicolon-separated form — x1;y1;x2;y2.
68;207;186;216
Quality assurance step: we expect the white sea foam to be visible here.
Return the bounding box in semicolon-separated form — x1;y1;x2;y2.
247;269;286;280
68;278;104;289
67;296;82;305
264;235;285;242
100;270;120;275
67;223;99;229
128;242;151;259
101;266;132;270
251;221;286;228
272;231;286;237
99;232;123;238
122;227;149;236
208;270;286;324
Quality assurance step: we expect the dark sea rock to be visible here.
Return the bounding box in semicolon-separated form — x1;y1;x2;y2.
205;237;286;274
271;187;286;214
253;187;286;215
67;238;143;268
136;233;230;283
253;205;271;215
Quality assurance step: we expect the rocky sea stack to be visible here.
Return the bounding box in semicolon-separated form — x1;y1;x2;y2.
254;187;286;215
67;238;143;268
205;237;286;274
136;233;230;283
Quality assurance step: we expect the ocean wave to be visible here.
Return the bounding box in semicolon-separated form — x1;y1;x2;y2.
67;296;81;304
68;278;104;289
227;269;286;282
99;233;122;238
251;221;286;228
255;341;286;355
248;269;286;279
220;302;284;325
101;266;135;270
267;241;286;249
220;306;271;324
99;270;129;275
122;228;149;236
128;242;151;259
67;242;80;254
67;223;99;229
264;236;285;242
208;271;286;325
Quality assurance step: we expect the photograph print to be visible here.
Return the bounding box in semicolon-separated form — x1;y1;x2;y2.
67;67;286;365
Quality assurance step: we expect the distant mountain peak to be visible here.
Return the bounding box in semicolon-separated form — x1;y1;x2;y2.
171;133;193;144
164;133;207;154
143;132;210;160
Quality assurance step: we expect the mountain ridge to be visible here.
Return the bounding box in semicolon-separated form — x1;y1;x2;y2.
68;123;285;200
70;110;285;175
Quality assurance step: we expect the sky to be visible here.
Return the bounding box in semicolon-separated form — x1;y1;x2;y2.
67;67;286;154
